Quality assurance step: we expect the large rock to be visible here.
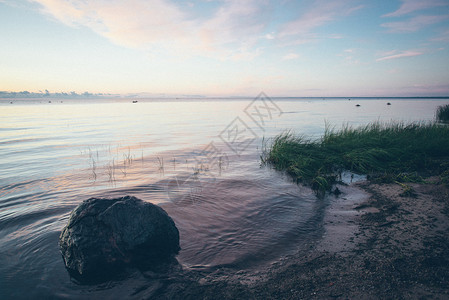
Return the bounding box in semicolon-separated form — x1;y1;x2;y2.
59;196;180;281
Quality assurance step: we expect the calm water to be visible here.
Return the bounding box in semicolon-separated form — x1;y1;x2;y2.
1;97;448;298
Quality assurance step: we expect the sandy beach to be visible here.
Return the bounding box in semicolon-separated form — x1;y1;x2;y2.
152;179;449;299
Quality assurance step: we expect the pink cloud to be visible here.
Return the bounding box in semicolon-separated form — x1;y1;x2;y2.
376;50;423;61
383;0;448;17
379;50;399;56
278;0;363;38
381;14;449;33
30;0;269;60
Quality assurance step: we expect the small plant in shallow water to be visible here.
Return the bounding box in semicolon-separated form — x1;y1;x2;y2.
121;160;127;176
156;156;164;174
106;159;116;183
123;147;133;165
90;158;97;181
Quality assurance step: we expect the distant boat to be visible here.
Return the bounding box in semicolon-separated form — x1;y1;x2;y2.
132;100;138;103
387;102;391;105
356;104;361;107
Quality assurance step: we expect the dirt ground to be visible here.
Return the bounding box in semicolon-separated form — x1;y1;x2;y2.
152;179;449;299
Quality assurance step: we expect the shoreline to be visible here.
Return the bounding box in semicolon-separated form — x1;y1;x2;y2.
249;179;449;299
152;179;449;299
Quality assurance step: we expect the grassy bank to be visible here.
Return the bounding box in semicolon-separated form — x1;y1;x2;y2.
264;122;449;192
436;104;449;122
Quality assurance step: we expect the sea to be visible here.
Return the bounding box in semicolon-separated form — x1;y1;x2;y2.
1;96;448;298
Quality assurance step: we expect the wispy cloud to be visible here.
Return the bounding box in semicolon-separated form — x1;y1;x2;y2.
278;0;363;40
383;0;448;17
379;50;399;57
282;53;299;60
376;50;423;61
381;14;449;33
431;29;449;42
338;49;360;65
264;33;275;40
329;34;344;39
30;0;270;60
28;0;367;59
31;0;193;47
198;1;269;52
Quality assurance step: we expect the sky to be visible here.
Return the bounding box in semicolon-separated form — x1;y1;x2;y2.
1;0;449;97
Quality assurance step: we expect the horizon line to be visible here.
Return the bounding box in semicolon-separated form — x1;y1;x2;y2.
1;93;449;100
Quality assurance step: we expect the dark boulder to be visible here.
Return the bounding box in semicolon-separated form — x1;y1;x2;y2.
59;196;180;281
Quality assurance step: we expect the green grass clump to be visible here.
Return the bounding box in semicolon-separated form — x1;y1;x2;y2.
436;104;449;122
264;122;449;193
441;169;449;187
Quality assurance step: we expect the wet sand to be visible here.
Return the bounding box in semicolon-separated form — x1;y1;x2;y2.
152;179;449;299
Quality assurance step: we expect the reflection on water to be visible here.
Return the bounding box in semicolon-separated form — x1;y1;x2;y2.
0;97;448;298
164;162;321;269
